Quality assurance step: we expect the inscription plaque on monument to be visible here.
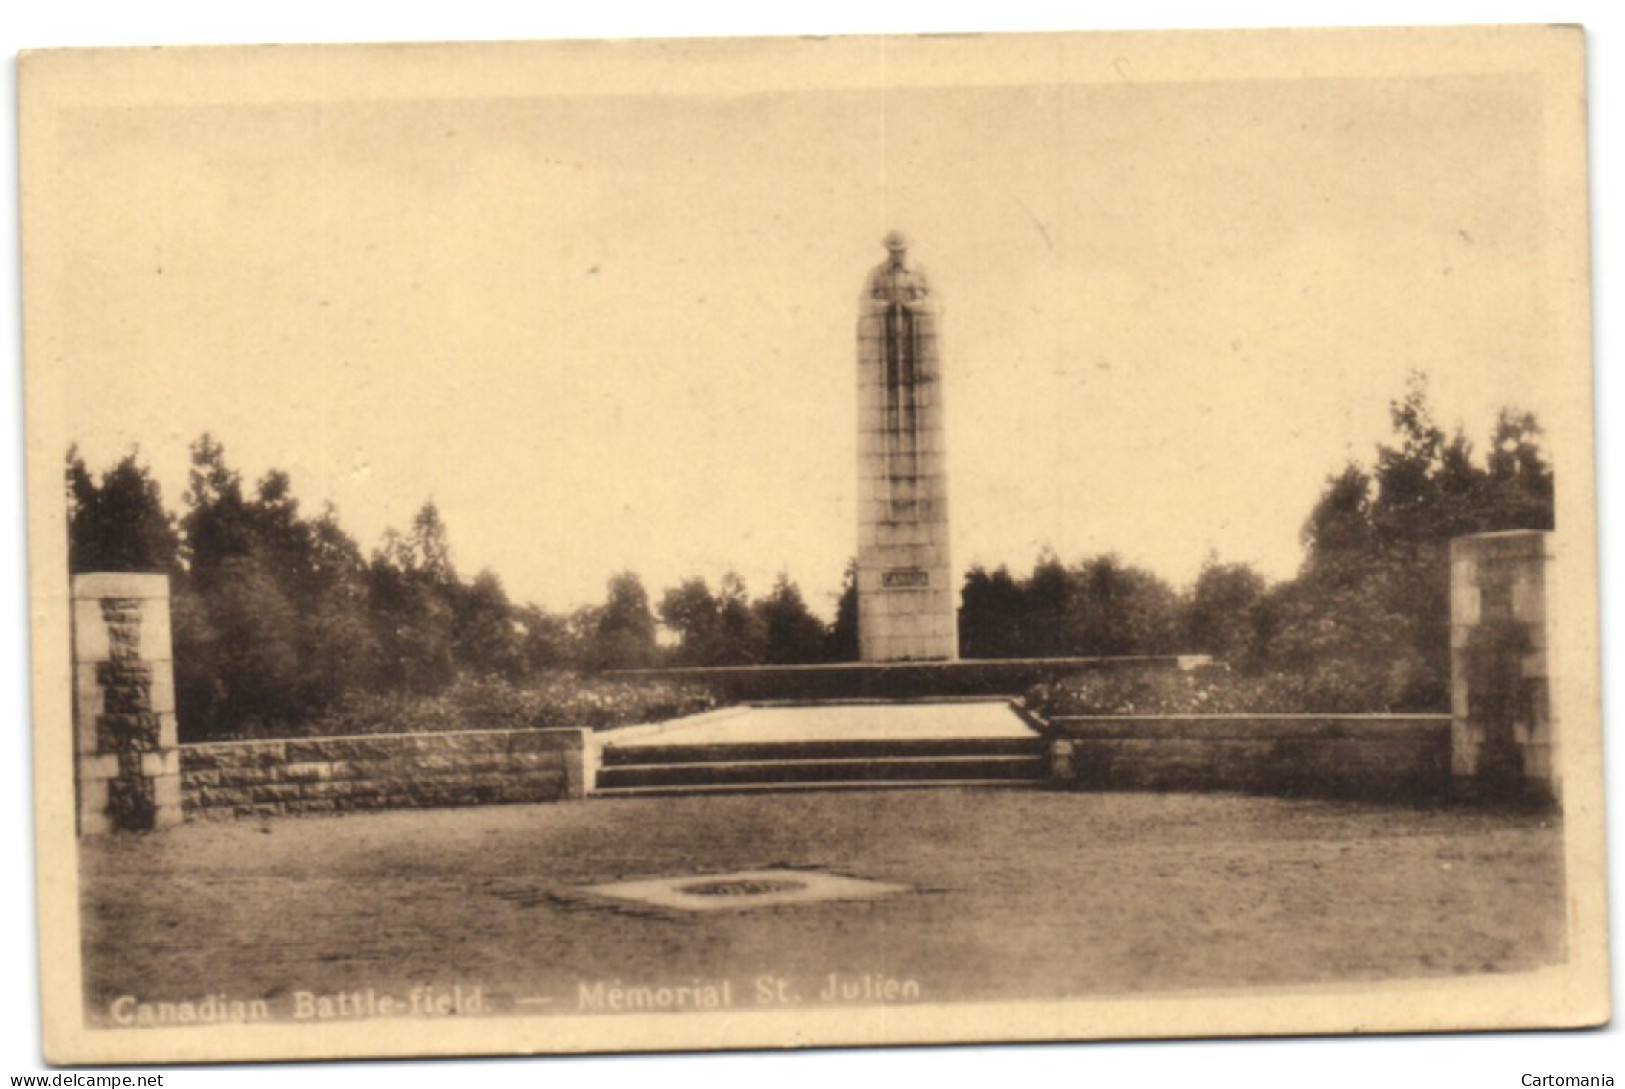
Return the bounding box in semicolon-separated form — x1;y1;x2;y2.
856;233;958;661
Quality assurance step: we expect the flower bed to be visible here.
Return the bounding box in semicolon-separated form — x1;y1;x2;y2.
215;674;719;740
1028;663;1446;718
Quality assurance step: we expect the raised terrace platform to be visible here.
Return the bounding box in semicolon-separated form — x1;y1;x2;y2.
610;654;1207;702
595;700;1045;796
611;700;1038;746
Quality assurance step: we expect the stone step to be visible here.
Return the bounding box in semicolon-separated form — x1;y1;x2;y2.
600;736;1044;766
592;779;1047;798
595;752;1046;791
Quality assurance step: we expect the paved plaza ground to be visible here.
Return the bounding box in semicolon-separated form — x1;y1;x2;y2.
79;788;1564;1024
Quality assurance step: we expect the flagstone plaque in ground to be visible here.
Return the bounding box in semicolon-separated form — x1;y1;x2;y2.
582;869;908;913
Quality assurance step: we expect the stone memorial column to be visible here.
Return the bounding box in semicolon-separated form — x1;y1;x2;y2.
856;232;958;661
71;573;182;833
1448;530;1557;802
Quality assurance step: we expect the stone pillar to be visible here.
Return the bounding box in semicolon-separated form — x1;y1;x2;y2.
71;573;181;833
1047;738;1077;785
1449;531;1557;802
856;232;958;661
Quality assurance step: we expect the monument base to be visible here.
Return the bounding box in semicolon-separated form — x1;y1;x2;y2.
856;581;958;662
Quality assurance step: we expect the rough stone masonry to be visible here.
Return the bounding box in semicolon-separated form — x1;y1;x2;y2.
72;572;181;833
856;232;958;661
180;728;588;821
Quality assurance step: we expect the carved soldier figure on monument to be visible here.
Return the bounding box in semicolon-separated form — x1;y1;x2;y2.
866;230;933;306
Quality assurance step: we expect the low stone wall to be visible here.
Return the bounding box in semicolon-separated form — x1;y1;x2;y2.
181;728;590;821
1046;715;1453;801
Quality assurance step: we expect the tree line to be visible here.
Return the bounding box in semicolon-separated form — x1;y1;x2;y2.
66;435;848;736
66;375;1552;733
960;377;1551;708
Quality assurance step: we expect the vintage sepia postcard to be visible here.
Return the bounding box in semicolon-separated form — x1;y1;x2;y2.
20;24;1608;1065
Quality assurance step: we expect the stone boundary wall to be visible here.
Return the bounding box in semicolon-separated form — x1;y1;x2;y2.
1046;714;1453;801
181;728;590;821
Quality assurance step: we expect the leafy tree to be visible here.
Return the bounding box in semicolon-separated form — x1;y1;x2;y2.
959;551;1181;659
659;577;725;666
180;434;254;582
825;558;860;662
407;502;457;586
72;438;597;734
565;604;604;669
367;500;476;693
655;573;768;666
1068;554;1182;656
585;571;658;670
170;439;299;733
170;584;224;736
65;447;180;574
291;508;380;710
196;553;302;728
170;438;386;732
754;572;828;664
714;572;765;665
1183;556;1269;665
296;589;380;710
1478;408;1555;535
959;563;1027;658
1300;464;1374;562
1264;373;1554;709
1023;548;1073;656
453;569;525;680
368;542;454;695
514;603;572;674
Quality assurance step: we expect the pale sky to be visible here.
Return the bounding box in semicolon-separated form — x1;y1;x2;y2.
50;62;1552;618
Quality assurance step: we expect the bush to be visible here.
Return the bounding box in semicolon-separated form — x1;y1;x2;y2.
192;673;718;741
1028;662;1446;718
